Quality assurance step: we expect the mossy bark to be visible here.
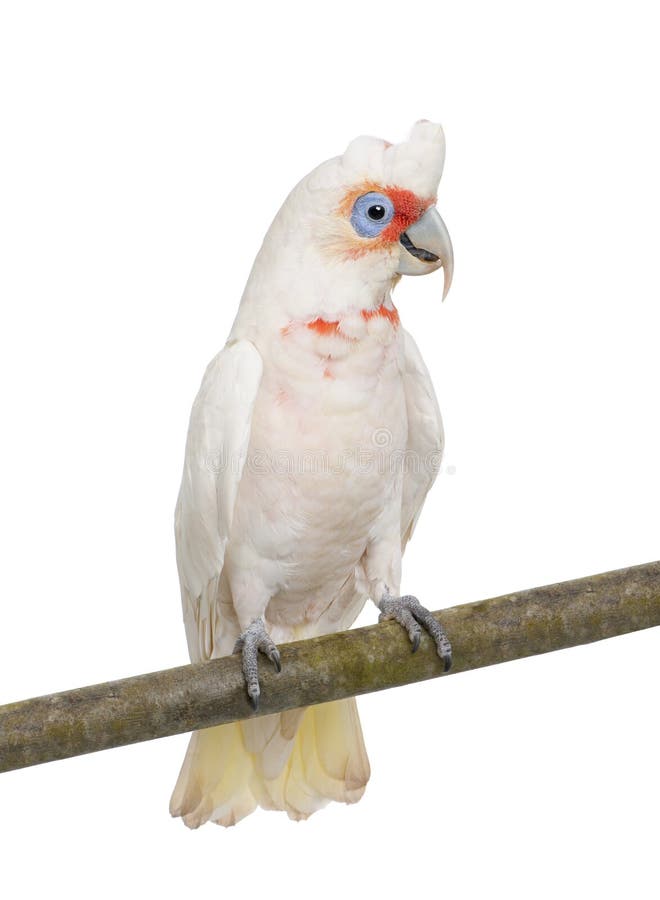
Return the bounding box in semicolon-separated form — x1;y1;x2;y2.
1;561;659;773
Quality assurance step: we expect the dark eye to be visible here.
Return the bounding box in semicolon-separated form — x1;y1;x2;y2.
350;191;395;237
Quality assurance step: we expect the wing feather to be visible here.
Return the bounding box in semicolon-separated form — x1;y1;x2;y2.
175;340;263;661
400;329;444;549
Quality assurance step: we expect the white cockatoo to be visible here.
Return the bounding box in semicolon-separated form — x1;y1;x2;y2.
170;121;454;828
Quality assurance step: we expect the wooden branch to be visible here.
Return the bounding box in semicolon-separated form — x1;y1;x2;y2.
1;561;659;774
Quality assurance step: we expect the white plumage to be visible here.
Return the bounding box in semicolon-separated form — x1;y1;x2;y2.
170;121;450;827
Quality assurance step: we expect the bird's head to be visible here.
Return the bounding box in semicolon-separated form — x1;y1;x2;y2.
316;119;453;299
235;121;453;331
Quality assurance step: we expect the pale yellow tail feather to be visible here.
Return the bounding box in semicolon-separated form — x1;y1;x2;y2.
242;708;306;780
170;698;370;828
169;721;256;828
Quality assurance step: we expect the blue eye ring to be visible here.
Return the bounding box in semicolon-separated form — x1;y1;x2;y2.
350;192;395;238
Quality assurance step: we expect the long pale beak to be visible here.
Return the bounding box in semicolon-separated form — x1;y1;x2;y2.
396;206;454;299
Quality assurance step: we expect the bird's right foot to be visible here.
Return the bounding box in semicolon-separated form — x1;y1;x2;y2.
233;618;281;711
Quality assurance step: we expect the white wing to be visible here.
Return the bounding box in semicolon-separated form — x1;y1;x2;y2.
175;340;263;662
400;329;444;549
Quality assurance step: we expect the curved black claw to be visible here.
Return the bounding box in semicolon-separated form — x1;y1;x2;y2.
379;593;452;672
233;619;282;710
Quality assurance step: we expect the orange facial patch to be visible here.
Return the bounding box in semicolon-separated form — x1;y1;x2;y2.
379;187;432;242
337;180;435;253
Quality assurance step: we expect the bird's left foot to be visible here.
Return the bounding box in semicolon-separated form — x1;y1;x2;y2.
379;593;452;672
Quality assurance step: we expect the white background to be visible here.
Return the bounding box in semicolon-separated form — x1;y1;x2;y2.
1;2;658;897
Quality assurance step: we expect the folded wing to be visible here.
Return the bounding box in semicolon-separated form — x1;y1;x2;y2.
400;329;444;549
175;340;263;662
